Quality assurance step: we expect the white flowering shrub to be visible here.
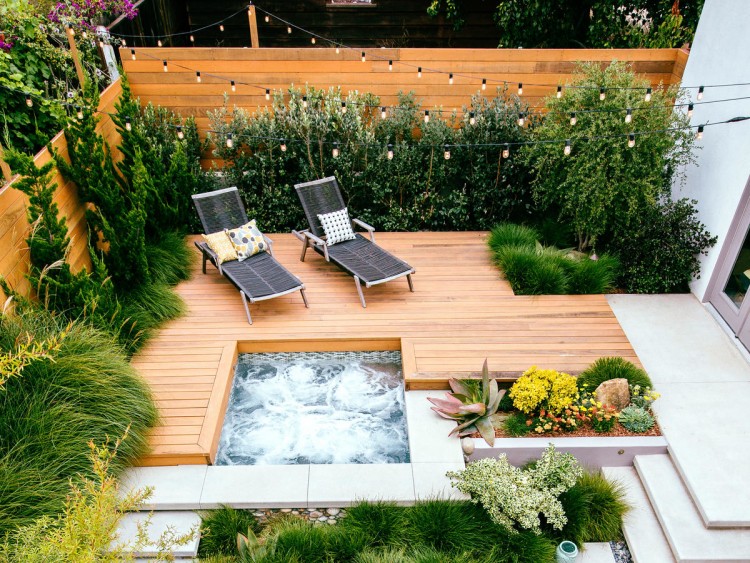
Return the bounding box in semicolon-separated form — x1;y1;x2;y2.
447;444;583;534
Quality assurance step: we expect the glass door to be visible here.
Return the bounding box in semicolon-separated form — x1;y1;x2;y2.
708;175;750;347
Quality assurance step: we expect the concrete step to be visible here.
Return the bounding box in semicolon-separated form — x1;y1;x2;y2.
602;466;675;563
116;511;201;559
634;455;750;562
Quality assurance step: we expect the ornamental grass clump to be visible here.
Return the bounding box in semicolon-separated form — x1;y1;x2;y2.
576;356;652;391
509;366;578;415
447;445;583;535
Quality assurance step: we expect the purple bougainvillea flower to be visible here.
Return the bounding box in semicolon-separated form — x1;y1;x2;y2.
0;40;13;52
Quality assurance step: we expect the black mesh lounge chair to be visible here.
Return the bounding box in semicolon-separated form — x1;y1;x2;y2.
192;187;308;324
293;176;414;307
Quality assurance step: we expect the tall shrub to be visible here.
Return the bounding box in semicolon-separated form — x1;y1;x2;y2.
524;61;695;252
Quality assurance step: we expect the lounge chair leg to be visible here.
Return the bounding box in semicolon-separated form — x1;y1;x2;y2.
299;239;308;262
201;251;207;274
300;287;309;308
407;273;414;292
354;276;367;308
240;290;253;324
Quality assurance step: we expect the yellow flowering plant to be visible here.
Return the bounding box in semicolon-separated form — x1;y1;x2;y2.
508;366;578;415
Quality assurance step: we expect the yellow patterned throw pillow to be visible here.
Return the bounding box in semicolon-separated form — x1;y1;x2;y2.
226;220;268;261
201;231;237;264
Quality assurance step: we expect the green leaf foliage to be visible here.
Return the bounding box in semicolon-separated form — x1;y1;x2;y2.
577;356;653;390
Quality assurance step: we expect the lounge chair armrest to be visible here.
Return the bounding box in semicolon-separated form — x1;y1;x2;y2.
299;230;329;261
263;234;274;257
352;218;376;242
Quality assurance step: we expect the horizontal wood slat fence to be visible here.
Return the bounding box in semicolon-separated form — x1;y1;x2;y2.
121;47;688;167
0;80;123;302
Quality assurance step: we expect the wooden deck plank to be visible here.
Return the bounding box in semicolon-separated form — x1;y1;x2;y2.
134;231;639;466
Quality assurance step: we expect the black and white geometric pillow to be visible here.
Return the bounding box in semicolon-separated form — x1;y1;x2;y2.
317;208;357;246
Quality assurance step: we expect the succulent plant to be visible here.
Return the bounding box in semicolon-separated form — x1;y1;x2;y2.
618;405;655;433
427;359;505;446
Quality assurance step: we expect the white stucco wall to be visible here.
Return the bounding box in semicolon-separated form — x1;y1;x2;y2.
674;0;750;299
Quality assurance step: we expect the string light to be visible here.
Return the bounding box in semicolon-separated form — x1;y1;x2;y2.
628;132;635;148
625;108;632;124
219;24;225;32
687;103;694;118
120;38;126;46
443;145;451;160
556;85;562;98
418;67;422;78
570;112;577;126
287;26;292;34
599;87;606;101
311;37;316;44
697;86;705;100
424;110;430;123
482;78;487;91
387;144;394;160
163;60;168;72
226;133;233;148
388;60;393;71
125;116;132;131
82;30;87;39
25;94;33;108
265;89;270;100
696;125;704;139
564;139;571;155
157;39;163;47
341;101;347;114
264;15;270;22
302;96;308;108
502;144;510;159
76;106;83;120
361;51;366;63
380;106;387;119
231;80;236;92
332;141;339;158
130;49;136;60
517;112;525;127
280;139;287;151
469;112;475;125
196;71;201;83
449;73;454;85
190;34;195;43
67;25;75;37
645;87;652;102
518;83;523;95
176;125;184;139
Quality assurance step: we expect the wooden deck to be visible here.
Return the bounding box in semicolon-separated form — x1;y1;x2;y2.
132;232;639;466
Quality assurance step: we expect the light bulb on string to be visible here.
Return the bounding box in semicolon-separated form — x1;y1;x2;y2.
226;133;233;148
570;112;577;126
556;85;562;98
190;34;195;43
645;87;652;102
449;73;454;85
264;15;270;22
287;26;292;34
564;139;571;155
302;96;308;109
76;106;83;120
517;112;525;127
481;78;487;91
280;139;287;152
341;101;347;114
265;89;270;100
443;145;451;160
196;71;201;83
469;112;475;126
380;107;386;119
388;60;393;71
163;60;168;72
687;103;694;118
311;37;316;44
418;67;422;78
625;108;632;123
599;87;606;101
176;126;184;140
517;83;523;95
502;144;510;159
387;144;394;160
125;116;132;131
424;110;430;123
67;25;75;37
219;24;224;32
230;80;236;92
157;39;162;47
361;51;366;62
25;94;33;108
130;49;136;60
335;46;340;54
697;86;704;101
332;142;339;158
120;38;127;46
82;30;87;39
696;125;704;140
628;133;635;148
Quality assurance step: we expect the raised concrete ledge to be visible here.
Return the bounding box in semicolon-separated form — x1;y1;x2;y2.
119;465;207;510
200;465;310;509
117;511;201;558
308;463;415;507
470;436;668;468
